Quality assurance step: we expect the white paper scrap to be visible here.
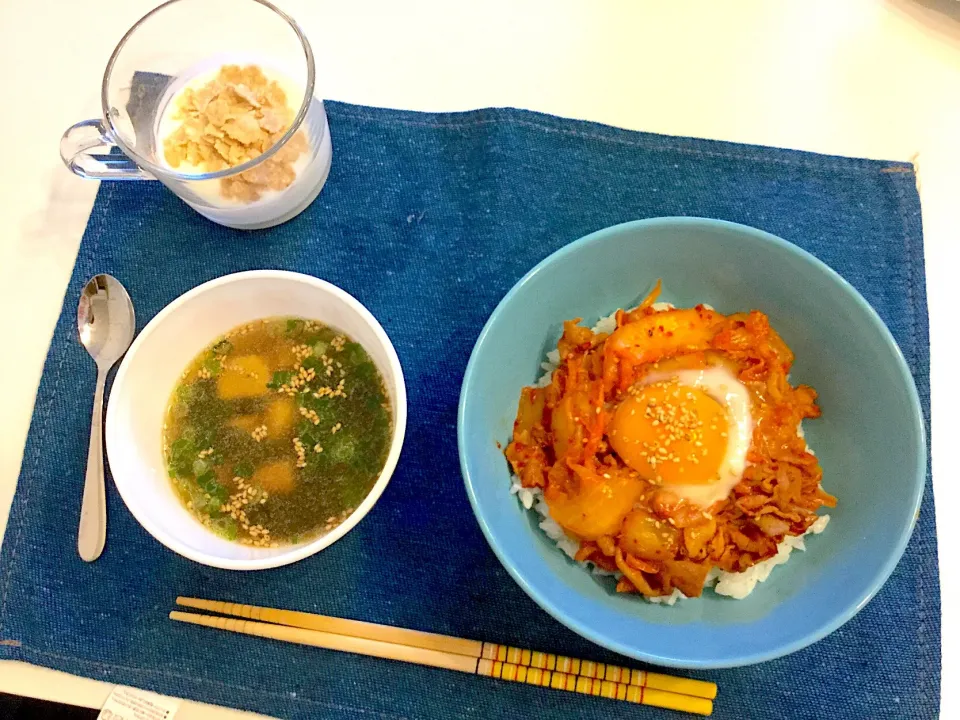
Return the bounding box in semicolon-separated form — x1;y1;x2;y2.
97;685;181;720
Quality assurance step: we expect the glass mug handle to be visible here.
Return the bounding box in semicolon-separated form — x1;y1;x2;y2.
60;119;152;180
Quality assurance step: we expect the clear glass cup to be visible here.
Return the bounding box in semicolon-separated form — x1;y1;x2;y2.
60;0;332;230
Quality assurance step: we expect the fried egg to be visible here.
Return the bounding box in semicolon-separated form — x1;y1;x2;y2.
607;366;753;508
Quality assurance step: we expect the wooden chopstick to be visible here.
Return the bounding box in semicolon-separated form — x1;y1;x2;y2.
176;597;715;700
176;596;482;656
170;611;712;715
171;598;716;715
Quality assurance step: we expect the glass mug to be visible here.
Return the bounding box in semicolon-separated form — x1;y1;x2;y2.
60;0;332;230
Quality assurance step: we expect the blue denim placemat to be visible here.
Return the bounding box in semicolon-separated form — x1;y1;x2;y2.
0;101;937;719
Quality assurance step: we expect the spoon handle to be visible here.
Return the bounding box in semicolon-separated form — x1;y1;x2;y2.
79;368;107;562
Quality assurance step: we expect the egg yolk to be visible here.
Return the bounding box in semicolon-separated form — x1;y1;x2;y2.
607;381;728;486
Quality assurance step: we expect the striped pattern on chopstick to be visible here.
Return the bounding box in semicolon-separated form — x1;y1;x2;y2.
475;658;711;714
477;642;713;698
171;598;717;716
176;597;715;700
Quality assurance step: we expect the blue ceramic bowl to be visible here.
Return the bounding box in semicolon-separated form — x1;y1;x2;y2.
458;217;925;669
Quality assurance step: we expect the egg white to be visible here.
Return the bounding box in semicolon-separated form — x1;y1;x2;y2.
640;366;753;508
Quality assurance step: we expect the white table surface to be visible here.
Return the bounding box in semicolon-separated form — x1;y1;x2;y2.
1;0;956;716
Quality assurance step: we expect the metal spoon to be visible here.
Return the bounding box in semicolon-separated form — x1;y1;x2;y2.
77;274;135;562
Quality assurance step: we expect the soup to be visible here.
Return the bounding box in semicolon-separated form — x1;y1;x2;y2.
163;317;392;546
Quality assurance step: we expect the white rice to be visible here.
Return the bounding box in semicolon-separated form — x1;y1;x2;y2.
515;303;829;603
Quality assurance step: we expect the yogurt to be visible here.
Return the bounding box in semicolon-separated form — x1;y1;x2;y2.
154;57;331;230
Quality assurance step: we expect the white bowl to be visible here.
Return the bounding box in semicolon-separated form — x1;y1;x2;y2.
105;270;407;570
